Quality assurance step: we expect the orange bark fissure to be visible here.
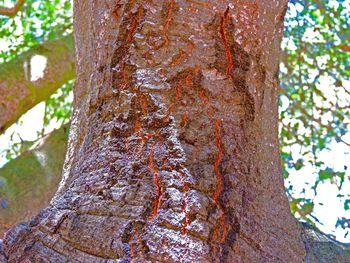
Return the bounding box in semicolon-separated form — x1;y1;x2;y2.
220;7;234;77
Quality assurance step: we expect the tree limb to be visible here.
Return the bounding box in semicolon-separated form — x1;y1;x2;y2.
0;34;75;134
302;222;350;262
0;124;69;237
0;0;26;17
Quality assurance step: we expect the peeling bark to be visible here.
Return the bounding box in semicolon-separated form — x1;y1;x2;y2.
1;0;348;262
0;35;75;134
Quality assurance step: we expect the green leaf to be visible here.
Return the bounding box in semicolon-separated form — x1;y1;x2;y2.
344;200;350;211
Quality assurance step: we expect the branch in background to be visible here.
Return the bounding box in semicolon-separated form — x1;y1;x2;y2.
313;0;350;43
0;124;69;237
0;34;75;134
302;222;350;261
0;0;26;17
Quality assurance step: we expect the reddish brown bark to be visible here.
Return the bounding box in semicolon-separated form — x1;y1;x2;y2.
1;0;310;262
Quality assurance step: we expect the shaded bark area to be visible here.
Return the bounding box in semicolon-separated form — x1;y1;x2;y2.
0;125;68;237
0;35;75;134
1;0;309;262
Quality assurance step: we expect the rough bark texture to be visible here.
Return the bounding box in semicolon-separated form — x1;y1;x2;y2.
0;125;68;237
0;34;75;133
0;131;349;263
1;0;348;262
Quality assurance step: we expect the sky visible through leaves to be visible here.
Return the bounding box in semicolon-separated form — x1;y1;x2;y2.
0;0;349;242
280;0;350;241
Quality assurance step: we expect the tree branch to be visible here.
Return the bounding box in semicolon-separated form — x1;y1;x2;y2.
0;124;69;237
0;34;75;134
0;0;26;17
302;222;350;261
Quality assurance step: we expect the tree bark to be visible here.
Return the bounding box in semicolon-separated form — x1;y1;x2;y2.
0;128;349;262
0;0;312;261
0;35;75;134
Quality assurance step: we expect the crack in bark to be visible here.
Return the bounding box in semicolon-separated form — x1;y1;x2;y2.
220;7;234;76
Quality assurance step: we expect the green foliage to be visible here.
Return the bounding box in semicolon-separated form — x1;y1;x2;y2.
0;81;73;162
43;80;73;134
345;200;350;210
1;132;35;161
0;0;72;62
0;0;73;162
281;0;350;238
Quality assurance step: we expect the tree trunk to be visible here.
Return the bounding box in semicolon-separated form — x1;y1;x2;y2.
1;0;308;262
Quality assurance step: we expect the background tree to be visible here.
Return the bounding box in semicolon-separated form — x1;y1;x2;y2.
280;0;350;237
0;0;74;236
